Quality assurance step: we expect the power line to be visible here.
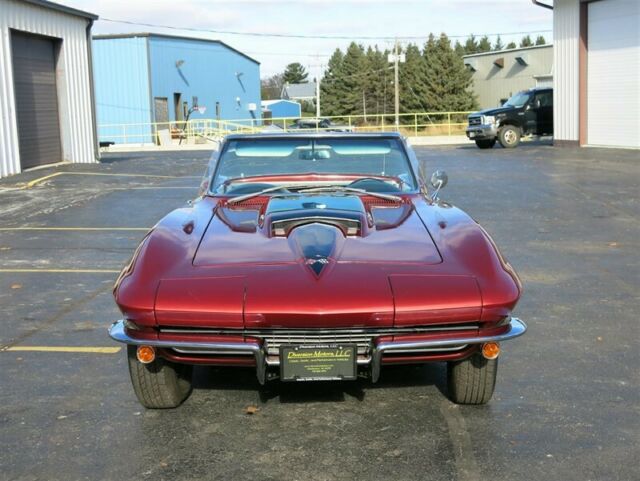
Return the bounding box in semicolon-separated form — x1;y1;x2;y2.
100;18;551;41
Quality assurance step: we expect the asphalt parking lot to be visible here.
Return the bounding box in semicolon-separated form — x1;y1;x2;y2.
0;142;638;481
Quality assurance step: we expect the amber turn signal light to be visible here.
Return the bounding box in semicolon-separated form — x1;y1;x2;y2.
481;342;500;360
136;345;156;364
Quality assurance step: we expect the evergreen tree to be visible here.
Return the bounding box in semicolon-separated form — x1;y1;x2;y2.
506;41;517;49
283;62;309;84
320;49;345;116
464;34;479;55
478;36;492;53
520;35;534;48
535;35;546;45
454;40;466;57
364;45;392;116
399;43;429;113
424;34;477;112
320;43;368;116
337;43;369;115
493;35;505;51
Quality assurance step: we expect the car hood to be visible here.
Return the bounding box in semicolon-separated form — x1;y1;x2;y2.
193;194;442;266
472;106;515;117
153;195;481;328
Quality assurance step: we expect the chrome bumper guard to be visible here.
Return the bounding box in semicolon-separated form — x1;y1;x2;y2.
109;318;527;385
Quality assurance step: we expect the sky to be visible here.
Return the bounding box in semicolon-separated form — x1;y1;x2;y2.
65;0;553;78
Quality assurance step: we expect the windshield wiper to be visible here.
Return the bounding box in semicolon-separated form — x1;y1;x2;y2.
226;185;291;204
297;186;402;202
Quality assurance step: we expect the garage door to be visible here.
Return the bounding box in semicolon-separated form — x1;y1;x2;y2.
11;31;62;169
587;0;640;148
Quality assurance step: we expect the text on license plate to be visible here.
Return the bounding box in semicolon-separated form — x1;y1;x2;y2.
280;344;357;382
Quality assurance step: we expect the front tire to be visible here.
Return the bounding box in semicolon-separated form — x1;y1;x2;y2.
475;139;496;149
447;352;498;405
127;346;193;409
498;125;521;148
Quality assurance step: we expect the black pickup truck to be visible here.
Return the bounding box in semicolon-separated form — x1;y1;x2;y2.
466;87;553;148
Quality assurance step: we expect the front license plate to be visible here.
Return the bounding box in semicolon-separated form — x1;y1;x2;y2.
469;131;476;138
280;344;357;381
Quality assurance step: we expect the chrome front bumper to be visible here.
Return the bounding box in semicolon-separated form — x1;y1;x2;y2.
466;123;498;139
109;318;527;384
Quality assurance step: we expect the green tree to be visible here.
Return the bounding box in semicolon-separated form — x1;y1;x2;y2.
454;40;466;57
320;49;345;116
399;43;429;113
336;43;369;115
520;35;533;48
478;36;492;52
493;35;505;51
424;34;477;112
535;35;547;45
464;34;479;55
364;45;392;116
283;62;309;84
506;41;517;49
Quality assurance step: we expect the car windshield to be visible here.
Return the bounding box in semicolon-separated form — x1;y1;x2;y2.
504;91;532;108
211;137;416;193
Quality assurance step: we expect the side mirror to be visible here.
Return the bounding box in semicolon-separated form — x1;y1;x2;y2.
530;98;541;109
430;170;448;200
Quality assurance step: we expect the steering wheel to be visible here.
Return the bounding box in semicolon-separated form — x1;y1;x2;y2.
348;178;402;193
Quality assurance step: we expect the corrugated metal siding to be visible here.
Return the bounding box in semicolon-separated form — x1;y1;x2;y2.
587;0;640;148
93;37;152;143
148;36;261;125
465;46;553;109
553;0;580;142
0;0;97;177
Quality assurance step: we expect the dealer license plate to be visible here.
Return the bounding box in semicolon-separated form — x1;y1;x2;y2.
280;344;357;381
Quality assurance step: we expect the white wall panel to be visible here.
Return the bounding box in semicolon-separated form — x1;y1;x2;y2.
553;0;580;143
587;0;640;148
0;0;97;177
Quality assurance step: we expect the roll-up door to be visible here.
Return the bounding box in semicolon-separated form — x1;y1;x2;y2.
11;31;62;169
587;0;640;148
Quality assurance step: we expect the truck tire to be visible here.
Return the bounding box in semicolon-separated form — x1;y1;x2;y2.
447;352;498;405
498;125;521;148
127;346;193;409
475;139;496;149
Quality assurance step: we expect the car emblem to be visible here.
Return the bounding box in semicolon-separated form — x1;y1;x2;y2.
289;223;339;278
304;256;330;276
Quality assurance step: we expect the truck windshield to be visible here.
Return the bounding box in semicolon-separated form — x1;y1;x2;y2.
211;137;416;192
504;91;532;108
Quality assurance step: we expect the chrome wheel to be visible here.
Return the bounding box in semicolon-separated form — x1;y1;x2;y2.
504;129;517;144
498;126;521;148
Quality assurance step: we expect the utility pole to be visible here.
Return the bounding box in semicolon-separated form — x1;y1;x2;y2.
316;76;321;117
363;90;367;122
394;39;400;129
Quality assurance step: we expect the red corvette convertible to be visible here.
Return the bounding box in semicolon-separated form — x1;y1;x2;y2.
109;132;526;408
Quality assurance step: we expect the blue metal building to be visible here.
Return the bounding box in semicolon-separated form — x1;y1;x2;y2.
261;99;302;119
92;33;260;143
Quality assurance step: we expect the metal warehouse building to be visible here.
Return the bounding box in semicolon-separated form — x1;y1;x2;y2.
536;0;639;148
464;45;553;109
92;33;261;144
0;0;99;178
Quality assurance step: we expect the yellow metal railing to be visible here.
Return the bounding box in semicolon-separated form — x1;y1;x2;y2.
97;111;473;145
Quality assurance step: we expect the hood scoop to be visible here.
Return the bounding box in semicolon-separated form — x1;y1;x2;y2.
288;223;343;277
266;195;366;237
